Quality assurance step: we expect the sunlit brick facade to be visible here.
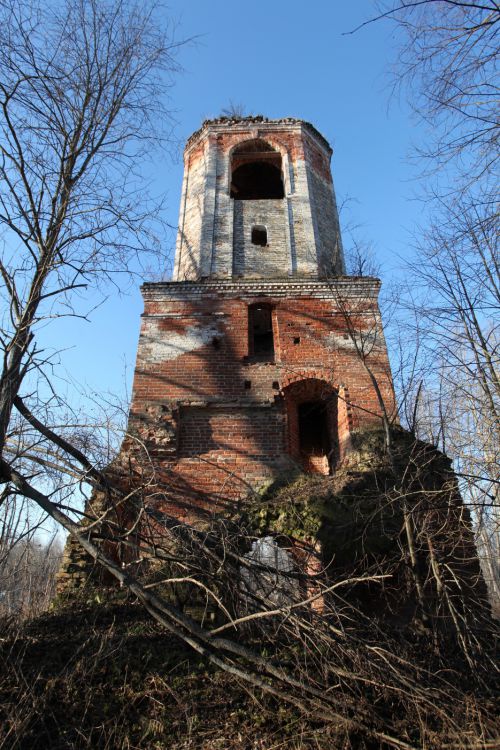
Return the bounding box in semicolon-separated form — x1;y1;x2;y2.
124;117;396;519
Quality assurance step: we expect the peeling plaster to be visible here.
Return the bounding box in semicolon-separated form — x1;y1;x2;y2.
325;331;379;351
141;319;220;361
325;332;355;350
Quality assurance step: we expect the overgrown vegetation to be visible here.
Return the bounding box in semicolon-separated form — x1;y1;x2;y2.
5;596;500;750
0;2;498;748
2;429;497;749
371;0;500;607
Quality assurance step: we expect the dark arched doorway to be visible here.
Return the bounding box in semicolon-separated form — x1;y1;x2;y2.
282;379;339;475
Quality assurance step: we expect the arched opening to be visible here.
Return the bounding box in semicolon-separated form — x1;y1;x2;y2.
230;139;284;200
298;401;330;459
282;379;339;475
248;303;274;360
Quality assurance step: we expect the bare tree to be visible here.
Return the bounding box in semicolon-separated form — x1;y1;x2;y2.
365;1;499;192
0;0;197;629
359;1;500;607
0;0;181;488
0;532;63;620
220;100;249;118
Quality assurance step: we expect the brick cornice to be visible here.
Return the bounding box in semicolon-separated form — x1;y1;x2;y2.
185;116;332;155
142;277;381;301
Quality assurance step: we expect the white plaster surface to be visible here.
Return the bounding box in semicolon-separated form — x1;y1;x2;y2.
140;319;220;361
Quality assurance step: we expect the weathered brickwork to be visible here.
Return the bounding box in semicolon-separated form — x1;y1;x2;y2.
57;116;489;619
125;277;396;516
174;117;344;281
233;199;288;276
122;117;396;517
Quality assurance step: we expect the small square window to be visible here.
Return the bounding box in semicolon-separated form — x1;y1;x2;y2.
251;225;267;246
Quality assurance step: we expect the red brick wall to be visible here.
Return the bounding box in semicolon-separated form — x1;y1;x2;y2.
124;280;396;517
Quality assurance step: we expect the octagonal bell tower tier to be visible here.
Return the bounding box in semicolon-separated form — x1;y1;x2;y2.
173;117;345;281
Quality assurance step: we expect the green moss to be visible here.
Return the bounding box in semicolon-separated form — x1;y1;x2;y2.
245;429;408;567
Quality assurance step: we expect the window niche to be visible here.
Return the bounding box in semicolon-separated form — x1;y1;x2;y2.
248;303;274;361
230;139;284;200
251;225;267;246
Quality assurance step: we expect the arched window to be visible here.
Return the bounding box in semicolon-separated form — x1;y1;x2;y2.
230;139;284;200
248;303;274;360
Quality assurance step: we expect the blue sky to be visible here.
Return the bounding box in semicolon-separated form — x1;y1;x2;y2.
46;2;423;413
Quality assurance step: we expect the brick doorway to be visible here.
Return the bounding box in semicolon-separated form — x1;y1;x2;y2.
282;379;339;475
298;401;331;474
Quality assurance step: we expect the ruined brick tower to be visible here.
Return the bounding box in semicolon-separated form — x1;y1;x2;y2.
127;116;396;520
